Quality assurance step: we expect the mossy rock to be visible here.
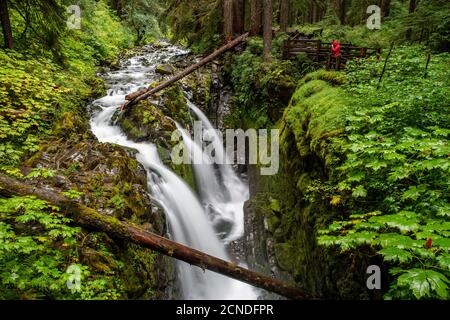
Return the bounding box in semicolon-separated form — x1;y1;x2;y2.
274;243;295;272
302;69;347;86
117;100;176;145
155;64;175;75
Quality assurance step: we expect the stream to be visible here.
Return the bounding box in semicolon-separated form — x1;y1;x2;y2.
89;43;259;300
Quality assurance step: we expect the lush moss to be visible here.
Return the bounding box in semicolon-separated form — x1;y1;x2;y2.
250;70;372;299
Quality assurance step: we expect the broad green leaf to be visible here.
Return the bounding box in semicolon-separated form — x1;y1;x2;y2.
433;238;450;251
401;185;426;201
352;185;367;198
378;247;412;263
437;254;450;271
369;212;419;233
376;233;416;249
397;269;450;299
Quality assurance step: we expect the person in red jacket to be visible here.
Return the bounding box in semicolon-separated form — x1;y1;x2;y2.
330;39;342;70
331;39;341;58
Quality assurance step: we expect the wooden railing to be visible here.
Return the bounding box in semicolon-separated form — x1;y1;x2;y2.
282;39;381;70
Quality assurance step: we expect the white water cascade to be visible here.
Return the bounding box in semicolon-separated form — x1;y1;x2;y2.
89;43;257;300
182;100;249;243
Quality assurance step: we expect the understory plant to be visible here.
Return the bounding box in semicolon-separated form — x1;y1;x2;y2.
317;46;450;299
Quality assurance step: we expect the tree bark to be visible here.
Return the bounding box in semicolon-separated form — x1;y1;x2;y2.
406;0;417;39
121;33;249;111
233;0;245;35
224;0;234;42
334;0;347;25
0;0;13;49
408;0;416;14
263;0;272;62
381;0;391;18
279;0;289;32
312;1;318;23
0;173;310;300
250;0;262;36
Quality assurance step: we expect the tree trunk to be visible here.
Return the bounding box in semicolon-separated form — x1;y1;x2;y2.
406;0;417;39
279;0;290;32
224;0;234;42
312;1;318;23
0;173;310;300
381;0;391;18
233;0;245;35
263;0;272;62
335;0;347;25
250;0;262;36
121;33;249;111
408;0;416;14
0;0;13;49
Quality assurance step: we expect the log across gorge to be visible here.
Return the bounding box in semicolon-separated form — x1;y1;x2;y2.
120;33;249;112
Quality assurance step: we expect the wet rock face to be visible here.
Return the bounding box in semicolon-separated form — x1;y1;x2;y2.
23;112;173;299
27;137;164;232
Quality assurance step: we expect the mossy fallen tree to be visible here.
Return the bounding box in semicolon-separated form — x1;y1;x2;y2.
0;173;310;300
121;33;249;111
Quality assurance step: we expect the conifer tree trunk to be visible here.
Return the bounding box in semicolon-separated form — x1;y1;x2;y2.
224;0;234;42
381;0;391;18
233;0;245;35
334;0;347;25
0;0;13;49
250;0;262;36
263;0;272;62
280;0;289;32
408;0;416;13
406;0;417;39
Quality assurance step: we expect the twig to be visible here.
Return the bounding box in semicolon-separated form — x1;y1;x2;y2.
377;42;394;89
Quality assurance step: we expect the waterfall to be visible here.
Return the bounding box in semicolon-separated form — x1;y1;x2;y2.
89;43;257;300
185;100;249;243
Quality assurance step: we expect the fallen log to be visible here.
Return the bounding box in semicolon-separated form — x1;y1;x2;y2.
121;33;249;111
0;173;310;300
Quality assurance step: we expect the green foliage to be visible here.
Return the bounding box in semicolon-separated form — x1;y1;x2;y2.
284;76;353;159
228;38;302;128
108;0;166;45
0;0;135;171
389;269;450;300
0;50;72;169
61;0;134;72
318;46;450;299
296;0;449;52
0;196;124;299
403;0;450;52
164;0;222;53
109;195;126;210
62;189;84;200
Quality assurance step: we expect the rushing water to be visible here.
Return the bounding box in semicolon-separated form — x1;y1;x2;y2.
89;43;258;300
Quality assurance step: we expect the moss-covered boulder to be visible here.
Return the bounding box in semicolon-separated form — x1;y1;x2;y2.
116;83;196;190
155;64;175;75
